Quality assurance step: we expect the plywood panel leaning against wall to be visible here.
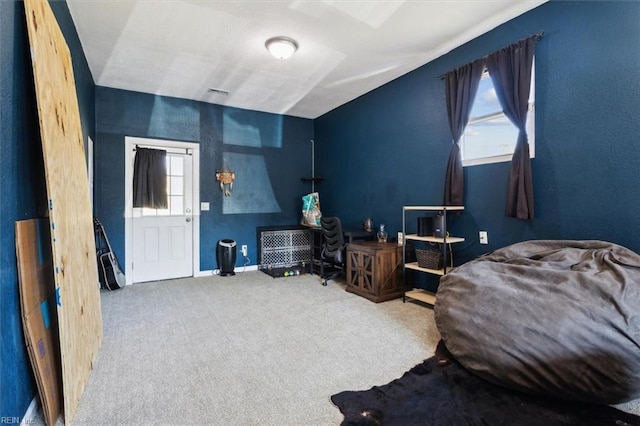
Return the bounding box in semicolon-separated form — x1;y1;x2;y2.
16;219;62;426
23;0;103;422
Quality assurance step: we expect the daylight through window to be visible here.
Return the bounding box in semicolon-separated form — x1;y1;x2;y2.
142;154;185;216
461;61;535;167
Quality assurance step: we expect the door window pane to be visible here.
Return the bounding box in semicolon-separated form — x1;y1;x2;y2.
170;176;184;196
170;156;183;176
140;153;186;216
170;196;184;215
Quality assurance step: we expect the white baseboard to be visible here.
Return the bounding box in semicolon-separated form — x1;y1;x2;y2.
21;396;39;425
196;265;258;277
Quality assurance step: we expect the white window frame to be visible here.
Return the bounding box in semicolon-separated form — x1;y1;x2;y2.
461;60;535;167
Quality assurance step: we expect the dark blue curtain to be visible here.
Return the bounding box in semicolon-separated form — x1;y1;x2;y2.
486;37;537;220
443;60;484;207
133;147;167;209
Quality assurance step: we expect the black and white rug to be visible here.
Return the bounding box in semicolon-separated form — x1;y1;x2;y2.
331;342;640;426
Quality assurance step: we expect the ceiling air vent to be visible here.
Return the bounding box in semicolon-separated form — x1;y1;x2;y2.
207;88;230;96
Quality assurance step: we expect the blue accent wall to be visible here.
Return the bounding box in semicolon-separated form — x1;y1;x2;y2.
3;0;640;419
95;87;314;271
0;0;95;419
315;0;640;280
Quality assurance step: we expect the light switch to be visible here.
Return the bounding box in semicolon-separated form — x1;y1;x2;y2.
201;202;210;211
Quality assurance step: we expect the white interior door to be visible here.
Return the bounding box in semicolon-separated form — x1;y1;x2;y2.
125;138;200;283
132;152;193;282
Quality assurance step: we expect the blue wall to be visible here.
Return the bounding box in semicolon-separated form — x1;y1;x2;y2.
95;87;314;271
3;0;640;419
0;0;95;419
315;0;640;278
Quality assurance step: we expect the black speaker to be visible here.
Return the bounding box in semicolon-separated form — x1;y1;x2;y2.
417;216;433;236
432;214;445;238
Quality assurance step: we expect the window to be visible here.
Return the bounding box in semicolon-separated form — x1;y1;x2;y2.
141;154;185;216
460;62;535;167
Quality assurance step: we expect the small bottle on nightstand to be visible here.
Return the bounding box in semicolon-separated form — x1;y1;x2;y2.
377;224;388;243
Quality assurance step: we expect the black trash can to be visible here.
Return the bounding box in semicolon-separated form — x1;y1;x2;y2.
216;239;237;276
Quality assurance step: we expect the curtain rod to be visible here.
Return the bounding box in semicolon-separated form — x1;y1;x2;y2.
133;144;192;155
435;31;544;81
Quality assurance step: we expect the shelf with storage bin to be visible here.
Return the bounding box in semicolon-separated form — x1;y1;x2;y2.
401;206;465;306
404;235;464;275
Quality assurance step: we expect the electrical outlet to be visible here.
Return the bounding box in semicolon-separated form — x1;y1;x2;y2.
479;231;488;245
241;245;248;256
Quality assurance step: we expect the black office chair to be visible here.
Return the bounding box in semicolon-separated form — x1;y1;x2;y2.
320;216;346;286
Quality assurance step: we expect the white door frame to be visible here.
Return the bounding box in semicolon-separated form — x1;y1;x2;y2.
124;136;200;284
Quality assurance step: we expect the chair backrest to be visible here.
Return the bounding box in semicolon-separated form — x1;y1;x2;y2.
320;216;344;263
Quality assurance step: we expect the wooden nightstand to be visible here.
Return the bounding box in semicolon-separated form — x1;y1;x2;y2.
346;241;404;303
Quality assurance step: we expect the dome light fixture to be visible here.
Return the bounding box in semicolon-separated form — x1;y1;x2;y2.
265;36;298;60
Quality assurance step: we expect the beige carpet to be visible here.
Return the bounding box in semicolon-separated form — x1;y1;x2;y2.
70;272;438;425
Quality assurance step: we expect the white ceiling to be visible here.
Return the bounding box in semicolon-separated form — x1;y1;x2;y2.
67;0;547;119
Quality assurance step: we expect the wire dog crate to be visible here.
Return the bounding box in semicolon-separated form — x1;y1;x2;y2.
257;226;312;277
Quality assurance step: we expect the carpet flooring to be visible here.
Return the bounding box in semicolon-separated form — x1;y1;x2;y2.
28;271;640;425
52;272;439;425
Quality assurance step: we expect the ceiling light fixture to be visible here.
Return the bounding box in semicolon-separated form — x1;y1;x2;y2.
265;36;298;60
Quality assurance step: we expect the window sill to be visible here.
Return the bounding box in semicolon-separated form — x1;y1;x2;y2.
462;152;535;168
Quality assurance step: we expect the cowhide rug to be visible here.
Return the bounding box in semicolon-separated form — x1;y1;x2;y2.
330;342;640;426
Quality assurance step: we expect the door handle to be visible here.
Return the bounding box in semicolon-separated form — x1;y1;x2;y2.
186;217;192;222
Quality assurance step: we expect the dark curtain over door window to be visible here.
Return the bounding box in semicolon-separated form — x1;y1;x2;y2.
133;147;168;209
486;37;536;220
443;59;484;206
